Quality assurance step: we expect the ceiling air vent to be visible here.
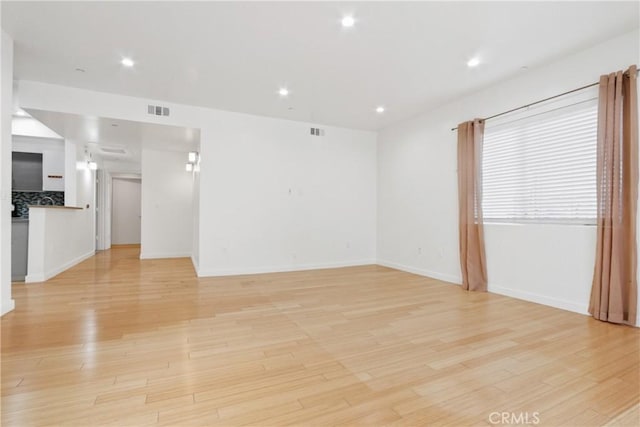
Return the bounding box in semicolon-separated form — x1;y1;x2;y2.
310;127;325;136
147;105;170;116
99;146;127;155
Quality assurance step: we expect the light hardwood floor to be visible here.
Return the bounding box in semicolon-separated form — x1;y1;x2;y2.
2;246;639;426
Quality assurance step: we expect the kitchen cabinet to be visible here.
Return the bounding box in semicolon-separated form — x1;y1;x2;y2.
43;150;65;191
11;150;65;192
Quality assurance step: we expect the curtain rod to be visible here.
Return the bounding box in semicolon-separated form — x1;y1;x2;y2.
450;68;639;132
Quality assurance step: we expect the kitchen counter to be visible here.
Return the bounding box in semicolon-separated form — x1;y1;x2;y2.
28;205;83;210
25;201;92;283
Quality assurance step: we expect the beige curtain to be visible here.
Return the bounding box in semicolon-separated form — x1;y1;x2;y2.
589;65;638;326
457;119;488;292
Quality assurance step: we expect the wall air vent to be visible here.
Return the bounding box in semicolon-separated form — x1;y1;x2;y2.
310;127;325;136
148;105;170;116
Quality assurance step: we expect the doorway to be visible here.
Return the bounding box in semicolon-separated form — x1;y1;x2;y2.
111;178;141;245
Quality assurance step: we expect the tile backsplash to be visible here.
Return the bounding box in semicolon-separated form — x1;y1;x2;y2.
12;191;65;218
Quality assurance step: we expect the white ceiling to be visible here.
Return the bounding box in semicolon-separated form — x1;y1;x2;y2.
25;109;200;165
2;1;639;131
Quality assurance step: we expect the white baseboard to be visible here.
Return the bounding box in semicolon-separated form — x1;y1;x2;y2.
1;299;15;316
191;256;199;274
26;250;95;283
487;284;589;315
376;259;462;285
376;260;593;317
140;252;191;260
197;259;376;278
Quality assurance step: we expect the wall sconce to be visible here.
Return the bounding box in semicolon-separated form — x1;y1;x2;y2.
186;151;199;172
84;147;98;170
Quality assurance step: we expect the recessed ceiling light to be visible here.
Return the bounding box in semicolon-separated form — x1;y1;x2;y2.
376;106;385;113
279;88;289;97
341;15;355;28
467;57;481;68
121;57;135;67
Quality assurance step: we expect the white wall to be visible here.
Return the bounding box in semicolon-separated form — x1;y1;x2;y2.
26;206;94;282
140;149;193;259
26;140;96;282
111;178;141;245
197;114;377;276
12;135;64;153
12;116;62;139
103;159;141;175
17;81;378;276
0;29;15;315
192;163;200;270
377;29;640;320
64;139;77;206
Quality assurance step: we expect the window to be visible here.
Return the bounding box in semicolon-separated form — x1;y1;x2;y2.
482;96;598;224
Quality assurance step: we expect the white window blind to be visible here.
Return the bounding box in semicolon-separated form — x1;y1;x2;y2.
482;98;598;224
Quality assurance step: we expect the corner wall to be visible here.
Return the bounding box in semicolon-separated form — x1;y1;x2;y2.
377;29;640;320
140;148;193;259
0;30;15;315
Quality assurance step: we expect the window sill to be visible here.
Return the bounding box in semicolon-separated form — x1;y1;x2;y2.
484;221;596;227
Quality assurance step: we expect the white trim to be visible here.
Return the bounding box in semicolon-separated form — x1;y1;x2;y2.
197;259;376;278
96;169;110;250
376;260;593;318
191;256;199;274
25;250;95;283
376;260;462;285
487;283;589;316
110;172;142;180
140;252;191;260
12;133;64;142
1;299;15;316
